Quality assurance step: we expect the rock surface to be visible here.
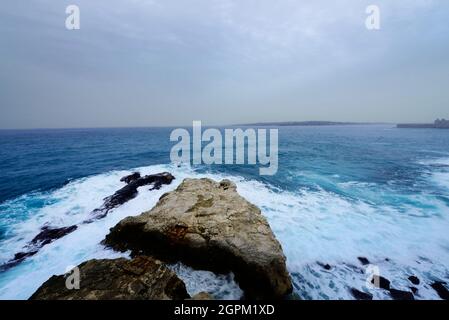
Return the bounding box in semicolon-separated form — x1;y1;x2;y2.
104;178;292;299
0;172;175;272
30;256;189;300
88;172;175;220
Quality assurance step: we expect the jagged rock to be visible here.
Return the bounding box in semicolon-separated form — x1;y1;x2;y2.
31;225;78;246
350;288;373;300
357;257;370;265
389;288;414;300
29;256;189;300
371;275;391;290
408;275;420;285
89;172;175;220
317;262;332;270
431;281;449;300
120;172;141;184
104;178;292;299
0;225;78;272
1;173;175;272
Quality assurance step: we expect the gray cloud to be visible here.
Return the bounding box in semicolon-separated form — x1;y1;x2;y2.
1;0;448;128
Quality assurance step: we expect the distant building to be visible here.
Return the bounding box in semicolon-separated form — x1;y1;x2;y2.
397;118;449;129
434;118;449;128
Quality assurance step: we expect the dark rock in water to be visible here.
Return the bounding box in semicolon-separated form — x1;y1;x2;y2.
408;275;420;285
30;256;189;300
120;172;141;184
371;275;391;290
431;281;449;300
317;262;332;270
0;225;78;272
31;225;78;246
88;172;175;220
1;173;175;272
104;178;292;300
358;257;370;265
410;287;418;294
350;288;373;300
389;288;414;300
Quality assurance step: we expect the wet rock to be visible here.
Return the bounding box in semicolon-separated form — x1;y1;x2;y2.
408;275;420;285
30;225;78;246
357;257;370;265
317;262;332;270
371;275;391;290
104;178;292;300
1;173;175;272
89;172;175;220
389;288;414;300
350;288;373;300
431;281;449;300
0;225;77;272
30;256;189;300
410;287;418;294
120;172;141;184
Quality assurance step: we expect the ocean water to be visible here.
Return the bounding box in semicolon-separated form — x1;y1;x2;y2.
0;125;448;300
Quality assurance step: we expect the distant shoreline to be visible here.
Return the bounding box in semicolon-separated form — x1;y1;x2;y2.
238;121;390;127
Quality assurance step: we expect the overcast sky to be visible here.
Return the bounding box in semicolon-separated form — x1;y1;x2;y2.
1;0;448;129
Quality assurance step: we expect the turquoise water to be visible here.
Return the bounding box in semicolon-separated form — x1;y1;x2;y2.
0;125;448;299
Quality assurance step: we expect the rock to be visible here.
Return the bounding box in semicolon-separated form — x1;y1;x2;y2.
410;287;418;294
190;292;214;300
371;275;391;290
350;288;373;300
357;257;370;265
408;275;420;285
389;288;414;300
317;262;332;270
0;225;78;272
30;256;189;300
104;178;292;299
431;281;449;300
120;172;141;184
88;172;175;220
30;225;78;246
0;173;175;272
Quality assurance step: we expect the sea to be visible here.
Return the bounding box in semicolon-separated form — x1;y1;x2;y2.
0;125;448;300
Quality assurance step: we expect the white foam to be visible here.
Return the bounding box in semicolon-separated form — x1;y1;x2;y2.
1;163;449;300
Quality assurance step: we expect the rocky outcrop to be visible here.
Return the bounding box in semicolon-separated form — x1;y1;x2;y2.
104;178;292;299
30;256;189;300
1;172;175;273
0;225;78;271
88;172;175;221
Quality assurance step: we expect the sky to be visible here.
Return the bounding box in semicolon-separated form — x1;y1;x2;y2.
1;0;448;129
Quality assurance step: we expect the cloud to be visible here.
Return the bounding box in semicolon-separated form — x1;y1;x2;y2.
0;0;448;128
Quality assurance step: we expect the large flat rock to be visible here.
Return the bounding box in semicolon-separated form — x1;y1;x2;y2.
104;178;292;299
30;256;189;300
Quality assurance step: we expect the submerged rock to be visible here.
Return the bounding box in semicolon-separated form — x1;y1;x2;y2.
88;172;175;220
120;172;141;184
1;172;175;272
357;257;370;265
104;178;292;299
30;256;189;300
431;281;449;300
408;275;420;285
389;288;414;300
0;225;78;272
350;288;373;300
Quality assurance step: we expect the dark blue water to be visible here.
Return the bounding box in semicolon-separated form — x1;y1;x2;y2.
1;125;448;299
